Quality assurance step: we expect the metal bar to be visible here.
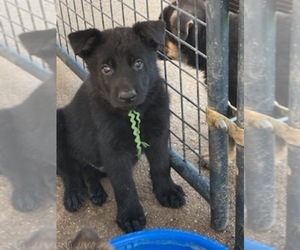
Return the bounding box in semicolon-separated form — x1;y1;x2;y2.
132;0;137;22
80;0;87;29
15;0;25;33
206;0;229;231
285;1;300;249
56;44;89;81
193;0;202;172
235;146;244;249
4;0;20;52
169;148;210;203
120;0;126;26
235;2;244;248
99;0;105;29
176;5;186;160
109;0;115;28
0;42;52;81
145;0;149;20
39;0;49;29
275;11;291;107
244;0;276;231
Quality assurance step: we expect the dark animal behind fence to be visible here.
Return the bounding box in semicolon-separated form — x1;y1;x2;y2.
57;20;185;233
160;0;239;107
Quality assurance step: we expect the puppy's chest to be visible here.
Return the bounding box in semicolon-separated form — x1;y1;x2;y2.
98;112;156;149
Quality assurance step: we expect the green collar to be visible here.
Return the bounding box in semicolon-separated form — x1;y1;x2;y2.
128;110;149;159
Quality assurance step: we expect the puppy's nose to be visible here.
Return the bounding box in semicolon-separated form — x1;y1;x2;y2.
118;89;137;103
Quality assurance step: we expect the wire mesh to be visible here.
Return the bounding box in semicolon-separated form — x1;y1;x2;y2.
0;0;55;67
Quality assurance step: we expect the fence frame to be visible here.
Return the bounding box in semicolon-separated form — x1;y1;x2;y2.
285;1;300;249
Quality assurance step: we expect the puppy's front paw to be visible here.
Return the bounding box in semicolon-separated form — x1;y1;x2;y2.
88;184;108;206
64;187;86;212
155;183;186;208
117;205;146;233
12;187;46;212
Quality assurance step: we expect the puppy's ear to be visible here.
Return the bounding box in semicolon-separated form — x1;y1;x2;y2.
133;21;165;49
19;29;56;70
68;29;101;58
170;12;194;41
19;29;56;57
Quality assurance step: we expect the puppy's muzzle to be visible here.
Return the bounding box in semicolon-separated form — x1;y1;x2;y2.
118;89;137;103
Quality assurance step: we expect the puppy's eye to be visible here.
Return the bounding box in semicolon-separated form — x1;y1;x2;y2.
102;65;113;75
133;59;143;71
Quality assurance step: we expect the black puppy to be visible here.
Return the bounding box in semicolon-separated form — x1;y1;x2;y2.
160;0;239;107
57;20;185;233
0;29;56;212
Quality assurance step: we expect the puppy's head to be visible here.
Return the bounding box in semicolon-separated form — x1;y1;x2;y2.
68;21;165;110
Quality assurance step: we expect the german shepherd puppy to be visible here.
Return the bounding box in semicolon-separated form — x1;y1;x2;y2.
57;21;185;233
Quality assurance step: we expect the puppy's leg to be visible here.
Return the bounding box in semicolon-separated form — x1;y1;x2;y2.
57;109;86;212
10;156;49;212
60;160;87;212
82;165;108;206
145;133;186;208
102;153;145;233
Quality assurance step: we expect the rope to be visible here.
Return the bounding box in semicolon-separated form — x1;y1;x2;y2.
206;108;244;146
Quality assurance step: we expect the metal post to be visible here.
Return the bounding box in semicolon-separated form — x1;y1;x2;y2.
206;0;229;231
244;0;276;231
235;1;244;249
285;1;300;249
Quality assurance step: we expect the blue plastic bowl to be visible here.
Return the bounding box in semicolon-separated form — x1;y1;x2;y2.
110;229;228;250
245;239;275;250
